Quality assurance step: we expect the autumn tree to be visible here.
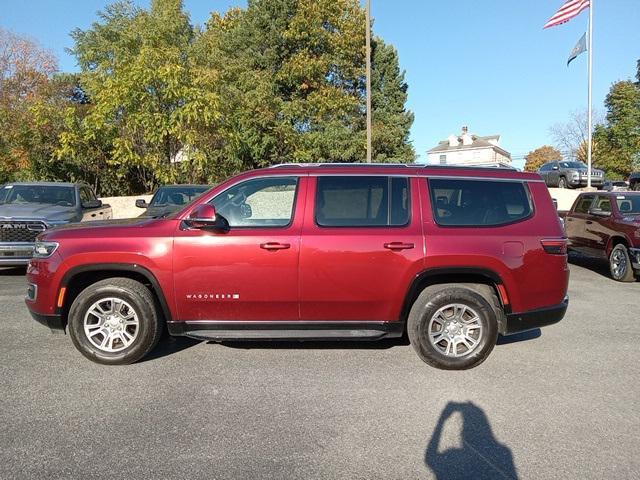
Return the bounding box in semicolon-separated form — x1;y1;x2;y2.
524;145;562;172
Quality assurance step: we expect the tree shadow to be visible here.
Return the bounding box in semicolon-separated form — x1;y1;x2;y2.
425;402;518;480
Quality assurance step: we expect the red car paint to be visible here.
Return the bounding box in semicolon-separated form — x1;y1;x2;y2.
26;164;569;335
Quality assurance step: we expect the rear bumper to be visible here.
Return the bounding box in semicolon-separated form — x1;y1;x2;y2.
504;297;568;335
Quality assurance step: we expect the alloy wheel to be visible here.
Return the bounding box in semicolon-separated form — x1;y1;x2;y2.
428;303;483;358
83;297;140;352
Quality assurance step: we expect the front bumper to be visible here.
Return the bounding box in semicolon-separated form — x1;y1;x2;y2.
0;242;34;266
28;309;65;332
568;176;603;187
504;297;568;335
629;248;640;270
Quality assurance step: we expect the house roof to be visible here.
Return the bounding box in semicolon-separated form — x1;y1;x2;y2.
428;134;511;159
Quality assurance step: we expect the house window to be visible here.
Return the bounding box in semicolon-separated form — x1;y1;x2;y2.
439;155;447;165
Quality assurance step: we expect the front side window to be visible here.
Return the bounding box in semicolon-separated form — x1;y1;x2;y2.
210;177;298;228
315;176;410;227
594;196;612;212
575;195;595;214
429;178;532;227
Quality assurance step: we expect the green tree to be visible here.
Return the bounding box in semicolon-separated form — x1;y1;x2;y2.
593;70;640;178
63;0;221;193
523;145;562;172
371;38;415;162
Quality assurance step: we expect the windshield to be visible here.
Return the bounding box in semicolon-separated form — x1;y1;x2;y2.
150;186;210;207
560;161;587;169
616;195;640;215
0;185;76;206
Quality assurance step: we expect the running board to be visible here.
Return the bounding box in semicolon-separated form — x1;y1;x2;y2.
167;321;404;341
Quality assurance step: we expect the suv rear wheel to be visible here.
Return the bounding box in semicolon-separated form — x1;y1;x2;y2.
609;244;636;282
68;278;162;365
407;284;499;370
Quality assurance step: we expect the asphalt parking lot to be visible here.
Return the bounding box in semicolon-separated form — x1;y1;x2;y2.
1;258;638;480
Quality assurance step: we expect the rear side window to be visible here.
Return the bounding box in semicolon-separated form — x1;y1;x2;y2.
315;176;410;227
429;179;532;227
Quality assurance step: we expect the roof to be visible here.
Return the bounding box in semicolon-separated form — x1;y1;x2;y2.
428;136;511;158
156;184;211;189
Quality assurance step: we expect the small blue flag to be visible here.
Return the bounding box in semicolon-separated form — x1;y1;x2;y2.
567;32;587;66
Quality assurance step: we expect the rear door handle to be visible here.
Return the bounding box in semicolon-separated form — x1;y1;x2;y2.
383;242;414;250
260;242;290;251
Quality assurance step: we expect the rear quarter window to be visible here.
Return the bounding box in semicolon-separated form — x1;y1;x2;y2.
428;178;533;227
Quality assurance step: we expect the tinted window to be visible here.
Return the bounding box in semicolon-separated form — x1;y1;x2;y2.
574;195;594;214
0;185;75;206
211;177;297;228
152;186;210;207
560;161;587;169
594;196;612;212
429;179;532;226
615;195;640;214
539;164;551;172
315;176;410;227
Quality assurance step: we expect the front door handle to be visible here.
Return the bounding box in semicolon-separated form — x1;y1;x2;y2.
260;242;291;251
383;242;414;250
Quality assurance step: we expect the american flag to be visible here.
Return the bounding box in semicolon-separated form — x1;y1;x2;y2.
543;0;590;29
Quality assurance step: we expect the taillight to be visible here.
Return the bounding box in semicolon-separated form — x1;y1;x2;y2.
541;238;568;255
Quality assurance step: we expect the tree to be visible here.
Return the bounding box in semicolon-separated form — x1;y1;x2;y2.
63;0;221;193
523;145;562;172
593;75;640;178
549;109;603;162
371;38;415;162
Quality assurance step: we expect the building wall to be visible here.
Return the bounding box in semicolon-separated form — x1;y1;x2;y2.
427;147;510;166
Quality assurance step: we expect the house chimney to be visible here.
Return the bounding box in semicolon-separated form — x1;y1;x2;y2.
462;126;468;134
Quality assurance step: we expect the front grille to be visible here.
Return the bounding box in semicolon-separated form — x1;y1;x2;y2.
0;221;47;242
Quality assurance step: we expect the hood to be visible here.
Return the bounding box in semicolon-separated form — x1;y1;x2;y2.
0;203;79;223
41;217;169;241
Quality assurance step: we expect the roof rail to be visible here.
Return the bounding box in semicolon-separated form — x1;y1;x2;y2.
269;162;421;168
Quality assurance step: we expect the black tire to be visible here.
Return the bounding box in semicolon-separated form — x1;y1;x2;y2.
68;278;162;365
407;284;499;370
633;183;640;192
558;176;568;189
609;244;636;282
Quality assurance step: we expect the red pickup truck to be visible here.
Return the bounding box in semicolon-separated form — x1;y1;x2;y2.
563;191;640;281
25;164;569;369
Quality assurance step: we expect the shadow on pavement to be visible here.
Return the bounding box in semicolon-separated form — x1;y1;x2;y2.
140;335;200;362
496;328;541;345
568;251;614;280
0;267;27;276
425;401;518;480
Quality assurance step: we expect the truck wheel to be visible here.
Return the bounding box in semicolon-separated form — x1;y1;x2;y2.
558;177;567;189
609;244;636;282
407;285;499;370
68;278;162;365
634;183;640;192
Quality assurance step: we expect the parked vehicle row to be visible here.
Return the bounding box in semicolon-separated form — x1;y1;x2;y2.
0;182;112;266
537;160;604;189
24;164;570;370
561;191;640;282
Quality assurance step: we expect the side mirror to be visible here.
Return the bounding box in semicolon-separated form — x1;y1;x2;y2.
552;166;559;170
135;199;148;208
185;204;229;232
589;208;611;217
82;199;102;209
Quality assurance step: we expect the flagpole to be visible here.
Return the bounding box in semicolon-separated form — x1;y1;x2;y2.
365;0;372;163
586;0;593;188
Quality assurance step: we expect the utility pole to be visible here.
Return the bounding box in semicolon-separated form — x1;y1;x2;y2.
586;0;593;188
365;0;372;163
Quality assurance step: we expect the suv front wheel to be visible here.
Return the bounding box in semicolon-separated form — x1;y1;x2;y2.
68;278;163;365
407;284;499;370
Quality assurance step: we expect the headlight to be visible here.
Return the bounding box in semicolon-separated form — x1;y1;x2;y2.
33;241;59;258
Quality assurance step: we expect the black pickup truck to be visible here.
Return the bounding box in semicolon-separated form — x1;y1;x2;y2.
0;182;111;266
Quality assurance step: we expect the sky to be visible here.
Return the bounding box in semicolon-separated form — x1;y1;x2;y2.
1;0;639;169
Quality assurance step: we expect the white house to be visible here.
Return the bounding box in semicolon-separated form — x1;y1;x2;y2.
427;126;512;168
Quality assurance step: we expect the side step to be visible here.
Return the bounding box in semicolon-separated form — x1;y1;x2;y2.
167;321;404;342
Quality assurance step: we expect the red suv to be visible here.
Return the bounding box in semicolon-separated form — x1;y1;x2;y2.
25;164;569;369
